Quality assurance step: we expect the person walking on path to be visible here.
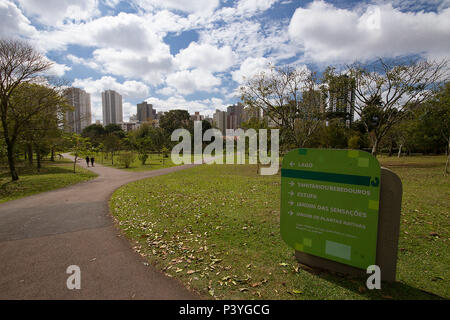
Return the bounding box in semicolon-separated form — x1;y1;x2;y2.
85;156;90;167
90;157;95;167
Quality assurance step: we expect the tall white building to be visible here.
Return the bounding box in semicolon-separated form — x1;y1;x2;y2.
213;109;227;134
64;87;92;134
102;90;123;125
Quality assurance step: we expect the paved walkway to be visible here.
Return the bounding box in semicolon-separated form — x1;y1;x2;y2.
0;155;201;299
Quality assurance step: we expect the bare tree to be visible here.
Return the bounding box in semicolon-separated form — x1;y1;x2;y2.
0;39;52;180
240;65;324;150
347;58;449;156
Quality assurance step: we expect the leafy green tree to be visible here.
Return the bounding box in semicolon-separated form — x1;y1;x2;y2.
65;134;92;173
103;133;121;165
118;151;135;168
82;124;106;146
135;136;152;165
12;83;68;170
318;119;351;149
0;39;53;180
104;123;125;138
347;58;449;156
348;135;361;150
159;110;192;139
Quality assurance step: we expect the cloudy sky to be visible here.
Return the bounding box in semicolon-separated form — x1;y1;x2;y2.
1;0;449;122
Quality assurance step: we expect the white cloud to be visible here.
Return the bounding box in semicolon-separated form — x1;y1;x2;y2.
156;86;177;96
174;42;235;72
199;20;264;60
93;48;173;85
47;61;72;77
145;95;226;117
235;0;279;16
35;12;180;83
16;0;100;26
213;0;278;21
67;54;100;70
123;102;136;121
166;69;222;95
133;0;220;16
0;1;37;39
167;69;222;95
288;1;450;63
231;57;272;84
37;12;176;52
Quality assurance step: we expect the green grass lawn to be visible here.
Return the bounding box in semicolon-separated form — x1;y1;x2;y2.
0;160;97;203
93;152;177;172
110;155;449;300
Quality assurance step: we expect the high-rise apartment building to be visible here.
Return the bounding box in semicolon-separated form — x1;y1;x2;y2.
64;87;92;134
102;90;123;125
242;105;261;123
191;112;204;122
213;109;227;134
226;103;244;130
137;102;155;123
326;75;356;127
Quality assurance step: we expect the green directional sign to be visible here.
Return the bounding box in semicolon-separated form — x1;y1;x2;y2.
280;148;381;269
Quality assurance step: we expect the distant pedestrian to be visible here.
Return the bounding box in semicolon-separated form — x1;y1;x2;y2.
90;157;95;167
85;156;90;167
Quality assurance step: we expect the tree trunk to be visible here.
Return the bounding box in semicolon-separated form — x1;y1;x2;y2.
398;144;403;158
73;156;77;173
27;143;33;165
388;142;393;157
6;143;19;181
50;147;55;162
371;139;379;157
445;138;450;174
36;148;41;172
445;153;449;174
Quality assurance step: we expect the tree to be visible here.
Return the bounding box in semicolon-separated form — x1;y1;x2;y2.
240;65;323;151
347;58;449;156
0;39;53;180
11;83;68;170
65;134;92;173
159;110;192;139
318;119;351;149
103;133;121;165
417;82;450;172
104;123;125;138
134;136;152;165
117;151;135;168
82;124;106;146
348;135;361;150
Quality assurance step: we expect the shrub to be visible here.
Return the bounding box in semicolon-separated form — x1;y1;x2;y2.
118;152;135;168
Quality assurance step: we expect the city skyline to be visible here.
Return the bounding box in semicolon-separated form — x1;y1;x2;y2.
1;1;449;123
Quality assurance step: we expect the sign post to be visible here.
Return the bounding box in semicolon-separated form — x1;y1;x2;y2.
280;148;401;281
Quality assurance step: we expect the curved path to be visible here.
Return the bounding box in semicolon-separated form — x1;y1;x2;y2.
0;155;200;299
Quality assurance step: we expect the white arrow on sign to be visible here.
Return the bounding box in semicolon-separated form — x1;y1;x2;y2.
289;181;295;187
290;162;295;167
288;211;294;216
289;191;294;196
288;201;294;206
